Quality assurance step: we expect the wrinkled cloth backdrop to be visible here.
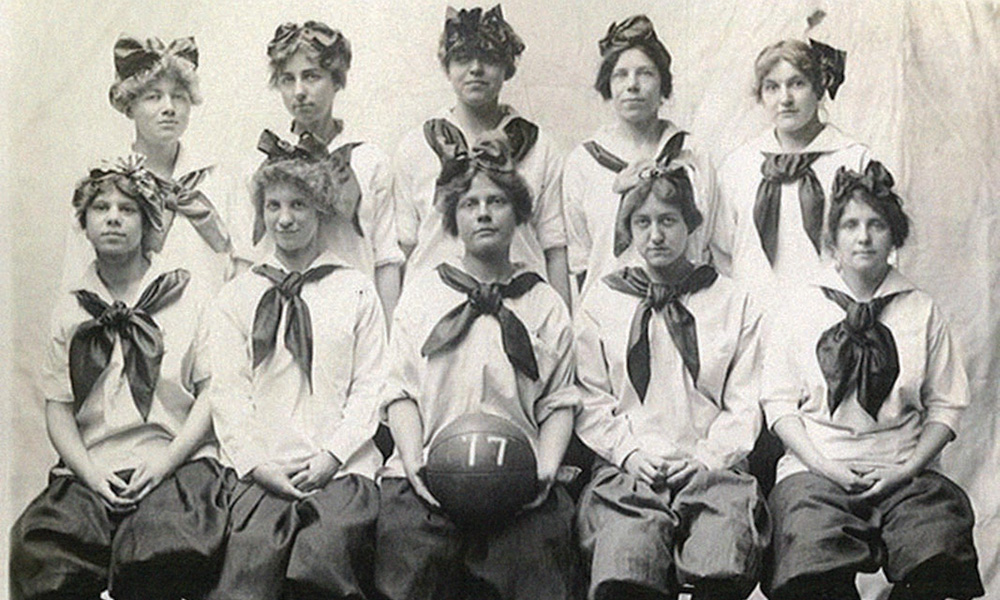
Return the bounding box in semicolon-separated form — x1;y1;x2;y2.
2;1;997;598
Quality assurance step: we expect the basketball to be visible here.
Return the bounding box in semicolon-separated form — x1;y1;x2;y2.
424;412;538;525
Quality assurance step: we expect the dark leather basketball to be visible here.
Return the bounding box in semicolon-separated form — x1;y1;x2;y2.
425;412;537;524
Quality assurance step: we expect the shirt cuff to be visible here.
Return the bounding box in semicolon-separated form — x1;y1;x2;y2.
763;399;798;431
925;405;964;437
611;435;642;469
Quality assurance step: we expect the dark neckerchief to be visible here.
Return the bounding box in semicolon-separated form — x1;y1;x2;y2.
251;263;339;392
602;262;718;402
148;166;231;254
754;151;826;265
816;286;903;419
69;268;190;419
421;262;544;381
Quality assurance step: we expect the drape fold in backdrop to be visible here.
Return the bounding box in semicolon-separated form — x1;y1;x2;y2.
3;2;997;598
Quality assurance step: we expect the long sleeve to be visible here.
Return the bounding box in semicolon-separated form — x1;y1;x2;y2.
391;135;422;250
532;304;579;424
691;293;764;470
708;158;738;277
562;153;593;276
362;144;405;268
320;284;388;462
204;290;264;478
530;135;568;251
921;303;970;434
572;308;640;467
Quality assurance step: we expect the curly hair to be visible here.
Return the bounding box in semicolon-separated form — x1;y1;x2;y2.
827;186;910;250
72;176;156;253
251;158;337;223
109;55;202;115
752;40;824;101
267;32;351;90
438;168;533;237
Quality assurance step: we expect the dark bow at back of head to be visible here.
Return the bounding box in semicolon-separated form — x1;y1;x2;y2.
808;38;846;100
831;161;900;207
598;14;666;61
267;21;351;73
443;4;525;61
75;154;166;232
114;35;198;81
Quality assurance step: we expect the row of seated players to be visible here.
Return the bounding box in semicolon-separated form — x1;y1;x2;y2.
10;136;982;600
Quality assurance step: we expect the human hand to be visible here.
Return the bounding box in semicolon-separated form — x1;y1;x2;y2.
522;464;557;511
402;455;440;508
290;451;341;493
251;458;311;500
856;465;915;502
660;459;704;491
623;450;670;487
119;452;176;502
818;460;874;494
80;464;136;510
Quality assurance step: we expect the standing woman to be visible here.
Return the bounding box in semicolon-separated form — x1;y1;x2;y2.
62;35;250;301
562;14;718;301
262;21;404;316
711;37;868;306
392;4;571;306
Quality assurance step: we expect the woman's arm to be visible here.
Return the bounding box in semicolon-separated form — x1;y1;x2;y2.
772;415;871;494
857;422;953;501
524;405;574;509
387;397;439;506
544;246;572;309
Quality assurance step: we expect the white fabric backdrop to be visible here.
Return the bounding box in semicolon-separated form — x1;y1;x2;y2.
2;1;997;597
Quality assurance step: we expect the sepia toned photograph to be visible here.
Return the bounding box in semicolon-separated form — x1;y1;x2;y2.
2;1;998;599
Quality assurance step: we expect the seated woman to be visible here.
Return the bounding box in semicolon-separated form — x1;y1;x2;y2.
392;4;571;306
574;159;768;600
711;36;869;307
261;20;404;316
63;35;250;298
10;156;226;600
376;140;579;600
562;14;717;301
762;162;984;600
204;131;386;600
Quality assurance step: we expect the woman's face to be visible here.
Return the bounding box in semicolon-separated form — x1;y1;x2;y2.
610;47;661;125
759;59;821;136
277;50;339;128
833;198;894;278
85;186;145;259
447;52;505;108
262;181;322;256
128;76;191;145
455;172;518;259
630;193;689;272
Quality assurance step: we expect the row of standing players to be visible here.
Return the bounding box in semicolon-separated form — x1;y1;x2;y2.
11;6;984;600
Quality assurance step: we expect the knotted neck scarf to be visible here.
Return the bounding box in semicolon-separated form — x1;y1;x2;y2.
602;263;718;403
583;130;689;256
816;286;903;419
251;263;339;392
421;263;543;381
754;151;827;265
69;268;190;420
148;166;231;254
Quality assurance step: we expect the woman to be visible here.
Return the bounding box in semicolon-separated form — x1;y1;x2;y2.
261;20;404;317
62;35;250;300
711;37;868;307
392;4;571;306
761;162;984;600
11;156;227;600
563;14;718;301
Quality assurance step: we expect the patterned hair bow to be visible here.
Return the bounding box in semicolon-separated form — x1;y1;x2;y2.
423;117;538;207
831;161;899;206
809;38;846;100
114;35;198;81
74;154;165;232
598;14;669;64
267;21;351;74
443;5;525;63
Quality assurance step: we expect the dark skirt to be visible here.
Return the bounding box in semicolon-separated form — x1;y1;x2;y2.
577;461;769;600
9;458;231;600
375;477;580;600
208;473;379;600
766;470;984;600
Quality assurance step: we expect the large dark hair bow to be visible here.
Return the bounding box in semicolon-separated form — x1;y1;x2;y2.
267;21;351;72
74;154;165;232
114;35;198;81
809;38;846;100
423;117;537;206
831;161;899;206
443;4;525;59
598;14;667;61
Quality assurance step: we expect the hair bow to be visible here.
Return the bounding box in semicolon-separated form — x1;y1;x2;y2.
831;161;899;206
267;21;351;70
114;35;198;81
598;14;662;58
76;154;165;231
443;4;525;59
423;119;519;208
257;129;329;163
809;38;846;100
